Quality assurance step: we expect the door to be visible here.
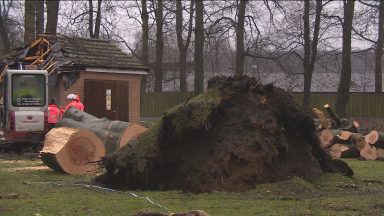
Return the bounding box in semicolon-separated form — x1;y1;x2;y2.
84;80;129;121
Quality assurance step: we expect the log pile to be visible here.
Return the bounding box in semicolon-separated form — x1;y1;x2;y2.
315;104;383;160
40;107;148;174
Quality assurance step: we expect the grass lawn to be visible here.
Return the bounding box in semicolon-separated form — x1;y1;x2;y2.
1;154;384;216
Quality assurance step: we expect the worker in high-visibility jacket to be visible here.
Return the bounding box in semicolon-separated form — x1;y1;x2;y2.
62;94;84;113
48;99;60;130
75;94;84;111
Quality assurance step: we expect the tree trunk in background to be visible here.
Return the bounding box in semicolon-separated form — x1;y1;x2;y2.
46;0;60;35
194;0;204;95
235;0;247;76
88;0;94;38
154;0;164;92
303;0;322;108
0;4;10;56
375;0;384;92
176;0;193;92
303;1;311;108
140;0;149;95
336;0;355;117
24;0;35;45
35;0;44;36
94;0;102;39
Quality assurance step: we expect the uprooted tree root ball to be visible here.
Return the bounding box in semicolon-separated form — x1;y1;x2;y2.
96;75;353;193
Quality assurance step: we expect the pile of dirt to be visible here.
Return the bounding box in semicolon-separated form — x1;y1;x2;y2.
97;75;353;192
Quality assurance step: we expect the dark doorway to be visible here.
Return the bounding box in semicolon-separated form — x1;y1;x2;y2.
84;79;129;121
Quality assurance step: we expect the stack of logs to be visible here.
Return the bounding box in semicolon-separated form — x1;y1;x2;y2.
39;107;148;174
315;104;384;160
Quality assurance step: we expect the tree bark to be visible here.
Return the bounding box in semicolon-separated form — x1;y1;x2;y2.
176;0;193;92
324;104;341;128
335;0;355;117
140;0;149;95
312;107;330;129
24;0;36;45
56;107;148;153
194;0;204;95
46;0;60;35
35;0;44;36
303;0;322;108
235;0;247;76
88;0;94;38
154;0;164;92
94;0;102;39
375;0;384;92
0;4;10;56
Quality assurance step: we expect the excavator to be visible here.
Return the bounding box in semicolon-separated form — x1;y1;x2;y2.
0;68;48;151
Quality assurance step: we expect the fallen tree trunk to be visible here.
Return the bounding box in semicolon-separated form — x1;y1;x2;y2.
40;108;148;174
57;107;148;153
312;108;330;130
338;120;359;133
40;127;105;174
322;104;359;133
324;104;341;128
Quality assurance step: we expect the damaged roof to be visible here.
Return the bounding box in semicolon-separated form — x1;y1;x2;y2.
1;35;150;72
47;35;149;71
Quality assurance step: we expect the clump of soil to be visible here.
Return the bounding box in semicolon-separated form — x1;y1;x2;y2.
97;75;353;192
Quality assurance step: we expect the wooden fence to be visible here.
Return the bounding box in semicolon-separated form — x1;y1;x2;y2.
141;92;384;117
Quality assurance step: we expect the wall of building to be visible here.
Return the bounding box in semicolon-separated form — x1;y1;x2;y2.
58;71;141;122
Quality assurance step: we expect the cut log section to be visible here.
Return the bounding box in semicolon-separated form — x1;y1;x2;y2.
360;144;377;161
328;144;350;158
365;130;384;149
377;149;384;160
40;127;105;175
318;129;352;148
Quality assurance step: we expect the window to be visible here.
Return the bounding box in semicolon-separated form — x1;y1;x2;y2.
12;74;46;107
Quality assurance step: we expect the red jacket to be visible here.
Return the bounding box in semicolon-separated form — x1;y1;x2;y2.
65;100;84;111
48;104;60;124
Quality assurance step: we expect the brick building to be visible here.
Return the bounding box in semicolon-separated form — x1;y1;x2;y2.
2;35;149;122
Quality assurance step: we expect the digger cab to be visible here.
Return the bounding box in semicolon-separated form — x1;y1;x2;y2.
2;69;48;143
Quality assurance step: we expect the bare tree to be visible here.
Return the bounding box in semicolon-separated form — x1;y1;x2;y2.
140;0;149;94
235;0;247;75
194;0;204;94
89;0;102;38
24;0;35;45
176;0;193;92
35;0;44;36
374;0;384;92
303;0;322;108
336;0;355;117
46;0;60;35
154;0;164;92
0;1;11;55
208;1;248;75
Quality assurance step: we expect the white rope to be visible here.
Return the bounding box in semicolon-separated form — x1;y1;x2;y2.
33;181;172;214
